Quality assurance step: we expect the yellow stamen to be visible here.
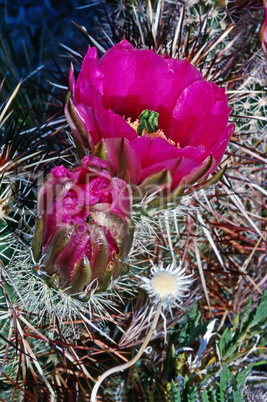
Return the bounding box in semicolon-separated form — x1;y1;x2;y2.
126;117;179;147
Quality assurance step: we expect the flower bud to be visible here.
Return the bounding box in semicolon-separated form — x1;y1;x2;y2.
32;155;134;295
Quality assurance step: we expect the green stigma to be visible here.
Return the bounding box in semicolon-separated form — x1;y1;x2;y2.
137;109;159;135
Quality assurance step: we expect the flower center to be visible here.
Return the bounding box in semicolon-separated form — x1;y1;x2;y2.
137;109;159;135
151;272;177;299
126;109;177;147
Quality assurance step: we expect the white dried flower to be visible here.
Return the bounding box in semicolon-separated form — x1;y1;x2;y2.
139;261;194;312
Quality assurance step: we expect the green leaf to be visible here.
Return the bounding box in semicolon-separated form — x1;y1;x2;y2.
219;327;233;359
202;390;209;402
249;290;267;328
166;380;181;402
181;376;198;402
239;297;252;331
232;390;244;402
232;312;240;332
234;366;252;390
219;364;232;400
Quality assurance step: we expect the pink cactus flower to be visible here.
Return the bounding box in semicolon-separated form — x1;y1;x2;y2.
260;3;267;56
65;40;234;198
32;155;134;295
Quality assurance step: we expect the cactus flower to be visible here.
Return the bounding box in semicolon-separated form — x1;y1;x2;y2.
65;40;234;202
260;2;267;56
32;155;134;295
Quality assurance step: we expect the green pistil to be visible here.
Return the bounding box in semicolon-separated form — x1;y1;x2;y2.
137;109;159;135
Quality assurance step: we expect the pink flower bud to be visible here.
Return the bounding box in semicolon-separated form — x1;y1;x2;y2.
32;155;134;295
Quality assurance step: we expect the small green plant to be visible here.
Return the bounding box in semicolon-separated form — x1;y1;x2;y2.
166;291;267;401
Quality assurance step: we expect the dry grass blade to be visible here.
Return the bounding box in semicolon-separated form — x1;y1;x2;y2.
191;23;235;66
171;5;185;57
192;236;212;315
71;20;107;54
197;209;225;269
0;82;21;124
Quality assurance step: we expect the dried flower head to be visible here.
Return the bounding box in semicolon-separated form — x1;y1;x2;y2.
139;261;194;312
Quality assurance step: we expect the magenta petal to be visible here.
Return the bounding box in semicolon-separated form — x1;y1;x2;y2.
108;177;132;218
64;101;93;148
102;137;141;184
64;102;83;146
260;9;267;55
138;156;204;189
181;156;212;186
101;38;135;54
55;226;91;286
74;78;104;111
170;158;203;188
75;104;110;146
68;63;76;95
131;136;206;169
50;164;78;180
76;103;137;147
100;42;204;124
169;81;231;148
208;123;234;166
42;202;66;248
131;136;209;188
38;166;79;215
77;46;105;95
140;157;197;188
111;111;138;140
82;154;109;170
